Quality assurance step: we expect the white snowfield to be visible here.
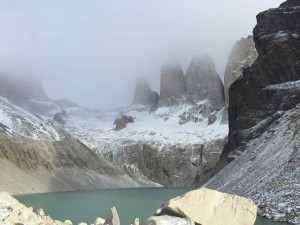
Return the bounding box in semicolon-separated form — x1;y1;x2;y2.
0;95;228;152
66;103;228;151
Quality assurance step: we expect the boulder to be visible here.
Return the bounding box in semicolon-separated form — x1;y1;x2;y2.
131;218;139;225
208;113;217;125
156;188;257;225
64;220;73;225
104;207;120;225
53;110;68;125
186;54;224;109
159;59;186;106
36;208;45;217
114;115;134;131
142;216;194;225
94;218;106;225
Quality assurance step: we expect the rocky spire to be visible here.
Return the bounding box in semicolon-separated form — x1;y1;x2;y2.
159;59;186;106
132;79;159;108
185;54;224;109
222;36;258;122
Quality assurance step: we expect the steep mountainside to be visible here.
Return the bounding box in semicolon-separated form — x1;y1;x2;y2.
0;97;63;141
0;97;157;194
206;1;300;224
222;36;258;122
0;133;157;195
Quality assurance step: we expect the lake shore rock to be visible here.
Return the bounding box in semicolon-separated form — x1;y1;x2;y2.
156;188;257;225
0;192;70;225
142;215;194;225
0;189;257;225
104;207;120;225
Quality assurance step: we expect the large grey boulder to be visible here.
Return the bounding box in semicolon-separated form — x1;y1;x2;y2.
186;54;224;109
222;36;257;122
142;216;194;225
156;188;257;225
159;59;185;106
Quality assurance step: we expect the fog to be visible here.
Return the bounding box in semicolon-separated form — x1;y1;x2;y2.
0;0;283;109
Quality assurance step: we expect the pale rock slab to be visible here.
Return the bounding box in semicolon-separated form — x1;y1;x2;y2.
157;188;257;225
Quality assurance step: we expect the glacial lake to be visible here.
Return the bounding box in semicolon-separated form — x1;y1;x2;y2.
15;188;289;225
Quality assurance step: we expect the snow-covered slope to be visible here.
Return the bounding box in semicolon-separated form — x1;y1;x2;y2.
0;97;63;141
0;97;159;194
66;101;228;186
68;103;227;148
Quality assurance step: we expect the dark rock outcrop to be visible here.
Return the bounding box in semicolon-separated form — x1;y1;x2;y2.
159;60;186;106
53;110;68;125
222;36;258;122
186;55;225;109
206;1;300;224
132;79;159;109
217;0;300;170
114;115;134;131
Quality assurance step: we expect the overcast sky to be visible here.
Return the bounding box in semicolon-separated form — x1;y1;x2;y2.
0;0;283;109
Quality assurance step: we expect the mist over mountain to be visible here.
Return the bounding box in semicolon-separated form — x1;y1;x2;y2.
0;0;283;109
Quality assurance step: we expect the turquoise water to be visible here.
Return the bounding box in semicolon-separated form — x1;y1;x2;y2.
15;188;289;225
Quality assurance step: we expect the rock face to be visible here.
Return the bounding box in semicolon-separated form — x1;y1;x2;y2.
99;139;227;187
216;0;300;171
132;79;159;109
114;115;134;131
222;36;258;122
156;188;257;225
159;60;186;106
142;216;194;225
206;1;300;224
186;55;225;109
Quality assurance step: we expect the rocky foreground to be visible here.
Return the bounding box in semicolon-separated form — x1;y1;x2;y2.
0;188;256;225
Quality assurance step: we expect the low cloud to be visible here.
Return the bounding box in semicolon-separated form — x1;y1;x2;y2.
0;0;283;109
